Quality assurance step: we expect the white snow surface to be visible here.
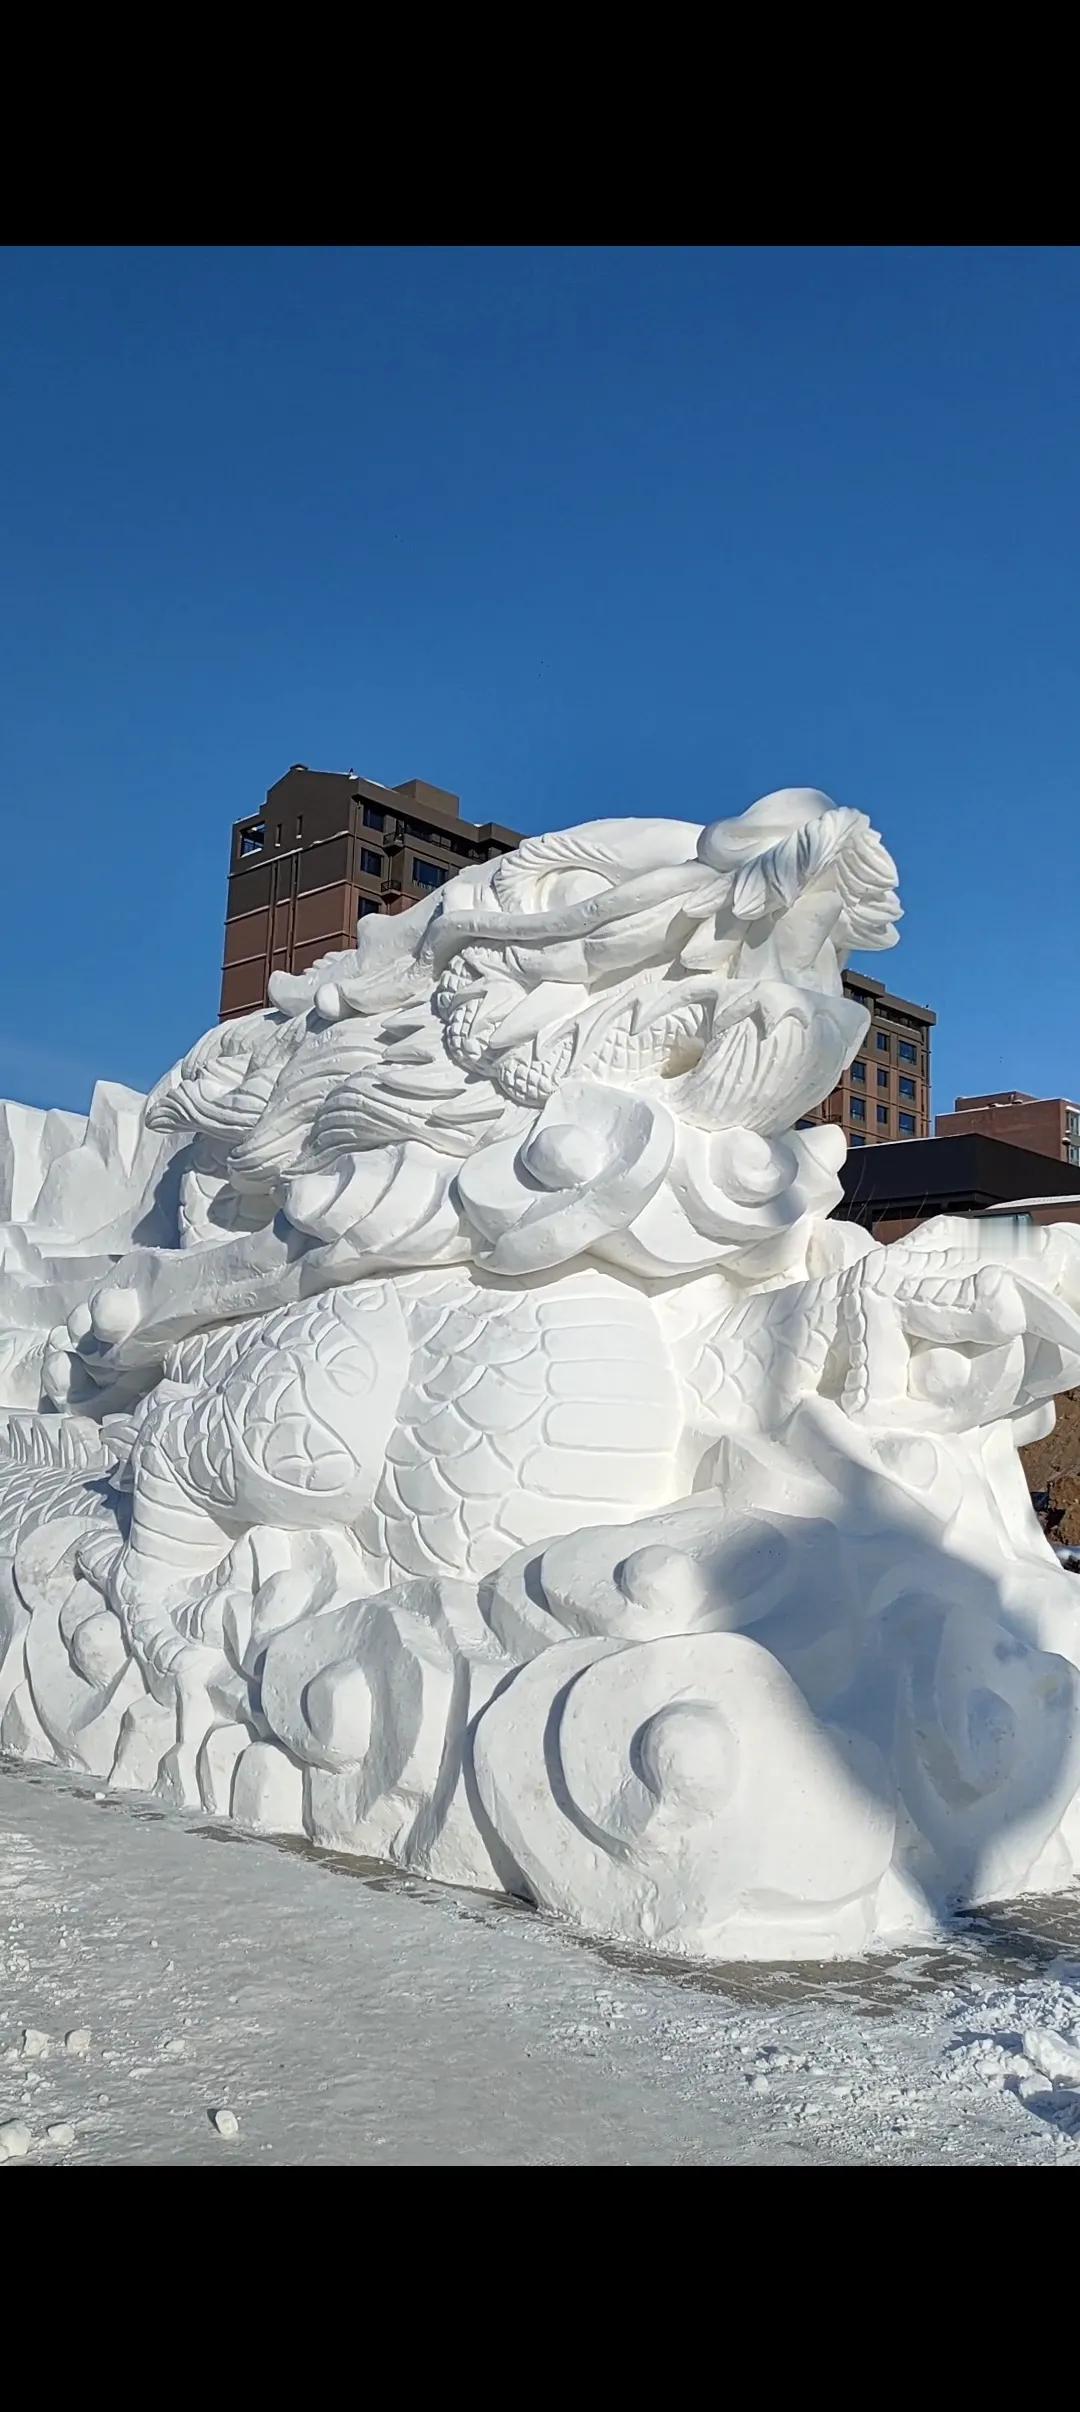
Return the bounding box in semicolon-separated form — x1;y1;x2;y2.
6;1761;1080;2164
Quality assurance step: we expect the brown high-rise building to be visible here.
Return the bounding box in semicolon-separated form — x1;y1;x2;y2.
936;1091;1080;1167
808;971;935;1148
219;764;521;1020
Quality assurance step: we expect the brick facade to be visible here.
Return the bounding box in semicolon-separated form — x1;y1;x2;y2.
808;973;935;1150
219;766;520;1021
936;1091;1080;1168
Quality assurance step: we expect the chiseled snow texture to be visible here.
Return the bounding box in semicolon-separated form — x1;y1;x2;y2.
5;1766;1080;2166
8;793;1080;1963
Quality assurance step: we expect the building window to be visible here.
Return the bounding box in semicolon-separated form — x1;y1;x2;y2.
850;1096;866;1121
358;899;380;918
850;1133;866;1147
239;825;265;856
360;848;382;877
899;1040;918;1064
898;1112;916;1136
877;1105;889;1126
274;823;283;848
1067;1113;1080;1140
1067;1142;1080;1164
405;820;455;850
851;1060;866;1083
899;1076;916;1100
877;1067;889;1089
876;1032;889;1053
413;859;444;889
363;805;384;831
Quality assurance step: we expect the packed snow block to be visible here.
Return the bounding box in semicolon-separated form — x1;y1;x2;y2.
0;1100;85;1223
32;1080;184;1249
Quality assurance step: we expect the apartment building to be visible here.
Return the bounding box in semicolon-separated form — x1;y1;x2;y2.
809;972;935;1148
220;764;520;1020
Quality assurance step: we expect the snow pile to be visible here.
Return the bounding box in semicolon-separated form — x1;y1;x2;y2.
945;1964;1080;2135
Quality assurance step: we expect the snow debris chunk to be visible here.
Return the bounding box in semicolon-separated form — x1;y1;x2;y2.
1021;2027;1080;2088
211;2106;240;2138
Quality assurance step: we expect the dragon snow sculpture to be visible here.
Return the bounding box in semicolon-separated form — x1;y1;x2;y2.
3;786;1080;1962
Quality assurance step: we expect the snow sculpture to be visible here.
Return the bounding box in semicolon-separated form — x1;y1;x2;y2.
4;787;1080;1962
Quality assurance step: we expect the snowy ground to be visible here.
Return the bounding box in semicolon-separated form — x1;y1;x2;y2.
6;1761;1080;2164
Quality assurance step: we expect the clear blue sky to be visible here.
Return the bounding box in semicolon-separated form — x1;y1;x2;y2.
1;246;1077;1119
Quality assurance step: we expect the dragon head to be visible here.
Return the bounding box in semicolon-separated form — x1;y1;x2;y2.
149;790;900;1282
